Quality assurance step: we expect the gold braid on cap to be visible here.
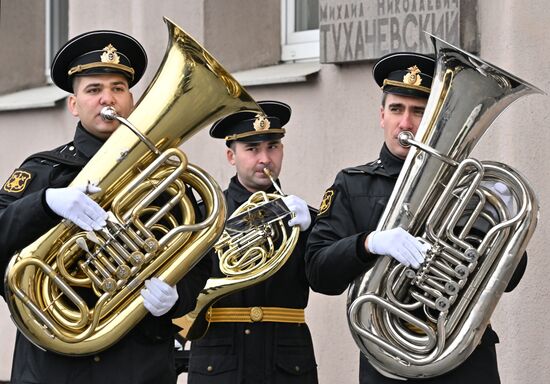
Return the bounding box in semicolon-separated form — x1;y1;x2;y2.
224;128;286;141
382;65;431;95
224;113;286;141
382;79;431;94
68;44;135;80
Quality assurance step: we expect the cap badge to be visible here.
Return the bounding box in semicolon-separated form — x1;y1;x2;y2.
403;65;422;86
101;44;121;64
253;114;270;131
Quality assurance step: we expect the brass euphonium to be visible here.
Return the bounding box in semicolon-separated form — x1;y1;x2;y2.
175;169;300;339
347;34;543;379
4;17;263;356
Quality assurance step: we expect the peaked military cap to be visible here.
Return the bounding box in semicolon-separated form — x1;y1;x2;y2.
210;100;291;146
373;52;435;98
51;30;147;93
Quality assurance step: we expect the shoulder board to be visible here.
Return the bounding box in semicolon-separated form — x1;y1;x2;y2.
343;160;379;174
343;159;392;177
343;166;367;174
23;143;86;168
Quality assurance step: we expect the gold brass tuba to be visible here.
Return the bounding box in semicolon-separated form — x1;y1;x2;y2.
347;34;543;379
4;17;263;356
175;170;300;339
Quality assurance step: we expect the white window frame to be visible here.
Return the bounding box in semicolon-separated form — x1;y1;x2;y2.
45;0;68;82
281;0;319;62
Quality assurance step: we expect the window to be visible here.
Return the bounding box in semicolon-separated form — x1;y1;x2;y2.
281;0;319;62
45;0;68;81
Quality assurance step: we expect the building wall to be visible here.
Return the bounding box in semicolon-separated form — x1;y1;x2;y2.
0;2;46;93
475;1;550;382
0;1;548;383
203;0;281;71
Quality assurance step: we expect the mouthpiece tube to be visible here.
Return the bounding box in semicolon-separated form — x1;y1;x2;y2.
100;106;118;121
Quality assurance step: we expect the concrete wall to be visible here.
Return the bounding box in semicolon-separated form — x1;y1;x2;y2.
203;0;281;71
474;1;550;382
0;1;46;93
0;1;549;383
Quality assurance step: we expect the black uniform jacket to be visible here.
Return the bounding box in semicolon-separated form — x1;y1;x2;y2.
305;144;527;384
188;176;318;384
0;124;211;384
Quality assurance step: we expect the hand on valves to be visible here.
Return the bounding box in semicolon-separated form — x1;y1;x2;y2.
366;227;429;269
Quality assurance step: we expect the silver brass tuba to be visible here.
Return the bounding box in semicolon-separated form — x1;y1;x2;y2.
5;17;263;356
347;34;543;379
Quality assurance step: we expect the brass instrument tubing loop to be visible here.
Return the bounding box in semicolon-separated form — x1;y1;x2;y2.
5;17;259;355
346;33;542;379
100;107;161;156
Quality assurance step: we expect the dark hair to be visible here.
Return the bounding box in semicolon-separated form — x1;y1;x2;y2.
381;92;388;107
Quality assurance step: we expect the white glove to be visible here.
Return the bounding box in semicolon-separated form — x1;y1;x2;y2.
45;184;107;231
282;195;311;231
367;227;428;269
141;277;179;317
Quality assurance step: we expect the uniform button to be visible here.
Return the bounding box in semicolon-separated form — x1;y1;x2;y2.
250;306;263;322
93;355;101;362
244;328;251;335
69;146;75;151
207;365;213;372
295;365;300;372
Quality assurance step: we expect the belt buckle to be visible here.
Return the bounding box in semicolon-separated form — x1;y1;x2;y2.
250;306;263;322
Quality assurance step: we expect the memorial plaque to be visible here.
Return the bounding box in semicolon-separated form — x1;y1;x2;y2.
320;0;477;63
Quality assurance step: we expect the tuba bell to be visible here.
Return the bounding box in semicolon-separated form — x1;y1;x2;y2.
347;34;543;378
4;17;263;356
174;169;301;340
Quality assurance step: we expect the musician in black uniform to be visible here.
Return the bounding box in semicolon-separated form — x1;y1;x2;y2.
305;53;527;383
187;101;318;383
0;30;211;384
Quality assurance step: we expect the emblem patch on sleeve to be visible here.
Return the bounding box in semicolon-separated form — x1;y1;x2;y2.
2;169;33;194
317;188;336;218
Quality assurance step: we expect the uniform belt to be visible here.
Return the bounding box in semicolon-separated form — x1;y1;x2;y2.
207;307;305;323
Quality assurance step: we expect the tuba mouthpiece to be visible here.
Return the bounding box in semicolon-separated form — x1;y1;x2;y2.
100;106;118;121
398;131;414;148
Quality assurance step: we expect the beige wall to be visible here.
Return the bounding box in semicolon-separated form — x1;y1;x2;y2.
0;1;549;383
203;0;281;71
0;1;46;93
475;1;550;382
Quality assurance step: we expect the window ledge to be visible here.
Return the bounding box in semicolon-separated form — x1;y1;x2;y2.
0;62;321;112
232;61;320;87
0;85;69;112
